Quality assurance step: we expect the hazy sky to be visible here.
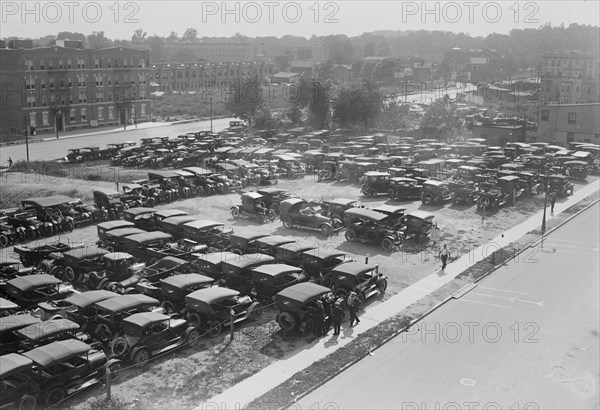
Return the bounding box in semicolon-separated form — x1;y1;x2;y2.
1;0;599;39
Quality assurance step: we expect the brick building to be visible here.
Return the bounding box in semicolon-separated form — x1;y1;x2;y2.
536;103;600;144
162;42;256;62
540;51;600;104
0;44;151;134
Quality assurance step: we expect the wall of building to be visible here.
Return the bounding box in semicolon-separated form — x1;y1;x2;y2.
537;103;600;144
472;124;526;146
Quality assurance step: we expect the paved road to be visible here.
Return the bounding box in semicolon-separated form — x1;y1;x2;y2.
0;117;234;163
295;203;599;410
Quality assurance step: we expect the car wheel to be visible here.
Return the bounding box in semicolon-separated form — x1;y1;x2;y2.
19;394;37;410
345;229;358;242
45;386;66;407
387;188;396;199
277;312;297;331
231;207;240;218
66;219;75;231
106;362;120;382
108;210;116;220
50;266;64;280
187;313;201;328
39;259;53;273
368;188;378;197
250;304;262;320
132;348;151;367
267;209;277;221
95;324;113;343
64;266;77;282
378;278;388;293
270;203;280;214
111;337;130;357
25;227;36;240
0;234;9;247
208;320;222;337
381;237;394;251
186;328;201;347
478;197;491;208
282;216;294;228
161;300;176;314
320;225;332;236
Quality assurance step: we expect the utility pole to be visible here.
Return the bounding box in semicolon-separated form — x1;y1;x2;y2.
541;168;550;248
210;95;213;133
23;115;30;164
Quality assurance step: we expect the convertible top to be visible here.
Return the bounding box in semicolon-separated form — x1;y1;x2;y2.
161;273;213;290
186;287;239;306
18;319;80;341
344;208;388;222
0;353;33;378
21;195;74;209
0;297;18;311
154;209;188;219
122;312;170;328
252;264;302;277
122;231;173;244
123;207;157;217
7;274;61;292
0;314;41;333
95;294;158;313
97;221;134;231
255;235;296;247
64;290;118;309
183;220;225;230
23;339;91;367
276;282;330;304
64;246;109;260
331;262;377;277
222;253;275;269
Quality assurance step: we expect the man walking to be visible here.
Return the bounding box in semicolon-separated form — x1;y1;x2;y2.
439;244;449;271
348;291;360;327
332;300;343;335
7;157;13;170
550;192;557;214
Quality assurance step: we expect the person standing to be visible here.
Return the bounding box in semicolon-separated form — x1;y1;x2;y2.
322;295;333;335
439;244;449;271
348;291;360;327
314;300;325;338
550;191;557;214
7;157;13;170
332;300;343;335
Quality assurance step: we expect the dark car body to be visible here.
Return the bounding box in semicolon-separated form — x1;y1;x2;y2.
251;264;308;300
275;282;331;332
279;198;343;237
329;262;387;305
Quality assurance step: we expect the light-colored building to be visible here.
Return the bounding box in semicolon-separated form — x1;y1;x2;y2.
290;60;315;79
536;103;600;144
272;72;301;84
333;65;352;82
472;123;526;146
540;51;599;104
163;42;256;62
0;43;150;134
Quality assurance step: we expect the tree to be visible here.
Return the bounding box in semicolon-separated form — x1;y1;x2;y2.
377;96;409;130
225;76;264;126
87;31;113;49
419;99;460;140
306;81;332;129
147;35;165;61
166;32;179;42
333;81;383;129
132;29;147;43
315;62;334;81
372;58;396;83
183;28;199;41
286;103;303;126
274;53;292;72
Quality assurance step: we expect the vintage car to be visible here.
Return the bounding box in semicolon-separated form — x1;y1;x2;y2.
14;240;85;270
20;196;77;234
320;198;359;221
475;182;509;210
547;174;574;198
400;210;436;244
0;353;38;410
189;252;239;280
157;216;200;239
137;273;214;315
2;275;74;309
343;208;404;251
371;205;406;228
446;180;479;205
251;264;309;301
153;209;188;223
82;252;146;292
110;312;200;367
275;243;317;267
255;188;294;214
329;262;387;305
421;180;452;205
93;294;161;342
33;290;118;332
185;287;262;337
92;189;125;220
0;259;36;282
96;227;146;252
120;231;206;263
387;177;422;201
301;249;355;281
228;232;270;254
0;314;41;354
279;198;344;237
231;192;277;224
563;160;589;180
361;172;392;197
50;246;110;283
181;220;232;249
0;296;19;316
16;318;84;352
254;235;296;258
275;282;331;332
22;339;120;407
96;220;135;244
122;207;159;231
220;254;276;294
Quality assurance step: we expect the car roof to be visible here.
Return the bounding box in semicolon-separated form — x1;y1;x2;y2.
186;287;240;305
64;246;109;260
323;198;357;206
423;180;447;186
122;312;170;328
0;353;33;378
148;171;180;179
18;319;80;341
192;252;239;266
95;294;158;313
222;253;275;268
256;235;296;246
252;264;302;276
364;171;391;177
183;220;225;230
182;166;213;176
344;208;388;221
276;282;330;304
0;297;18;311
301;249;348;259
23;339;91;367
161;273;213;289
21;195;74;208
160;216;199;226
103;252;135;261
97;221;135;231
0;314;41;332
563;160;588;166
105;227;146;238
149;256;187;267
372;205;406;214
331;262;377;277
8;274;61;292
277;243;317;253
154;209;188;219
280;198;305;208
499;175;520;181
123;207;157;216
405;210;435;220
391;177;417;183
257;188;289;195
123;231;173;243
64;290;118;309
242;192;264;200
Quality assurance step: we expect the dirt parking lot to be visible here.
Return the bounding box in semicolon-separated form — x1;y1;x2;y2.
0;169;596;409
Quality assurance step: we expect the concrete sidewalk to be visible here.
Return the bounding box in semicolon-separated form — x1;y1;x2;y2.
197;180;600;409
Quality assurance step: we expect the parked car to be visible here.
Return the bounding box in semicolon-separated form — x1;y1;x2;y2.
254;235;296;258
92;190;125;220
22;339;120;407
122;207;159;231
387;177;423;201
2;275;74;309
220;254;276;294
254;188;294;214
96;220;135;246
185;287;262;336
275;282;331;332
279;198;344;236
110;312;200;367
157;216;200;239
231;192;277;224
14;240;85;270
92;294;161;342
138;273;214;315
83;252;146;292
421;180;452;205
371;205;406;228
16;318;84;351
361;172;392;196
0;314;41;354
96;227;146;252
320;198;358;221
121;231;205;263
251;264;309;301
301;249;355;282
228;232;270;254
400;210;436;244
343;208;403;251
563;160;589;180
328;262;387;305
50;246;110;283
275;243;317;267
546;174;574;198
189;252;239;280
0;353;38;410
181;220;232;249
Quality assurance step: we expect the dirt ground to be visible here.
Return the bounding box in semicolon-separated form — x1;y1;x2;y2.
0;167;597;409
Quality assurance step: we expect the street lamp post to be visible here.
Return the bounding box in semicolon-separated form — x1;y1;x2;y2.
541;168;550;248
210;95;213;133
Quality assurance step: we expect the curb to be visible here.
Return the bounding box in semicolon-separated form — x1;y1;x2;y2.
282;193;599;410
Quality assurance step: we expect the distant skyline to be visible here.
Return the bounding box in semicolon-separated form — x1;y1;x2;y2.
1;1;599;40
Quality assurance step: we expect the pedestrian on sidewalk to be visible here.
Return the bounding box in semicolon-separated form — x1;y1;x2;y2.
348;291;360;327
314;300;325;338
439;244;449;271
322;294;333;335
550;192;557;214
332;300;343;335
7;157;13;170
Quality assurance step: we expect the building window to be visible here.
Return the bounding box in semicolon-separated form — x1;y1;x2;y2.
70;109;76;122
29;112;37;127
541;109;549;121
39;60;45;70
25;59;34;70
576;85;579;94
26;76;35;90
67;59;72;69
114;59;119;68
59;59;64;69
141;103;146;115
81;108;87;121
41;79;46;89
108;106;114;119
27;95;36;107
95;59;100;68
568;112;576;124
566;132;575;143
107;59;112;68
77;59;85;69
42;111;49;126
98;106;104;119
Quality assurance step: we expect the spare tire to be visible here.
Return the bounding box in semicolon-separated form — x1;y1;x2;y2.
111;336;130;357
277;312;297;331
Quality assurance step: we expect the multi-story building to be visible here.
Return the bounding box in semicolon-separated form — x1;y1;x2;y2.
0;43;150;134
151;61;273;93
163;42;256;62
536;103;600;144
540;51;600;104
